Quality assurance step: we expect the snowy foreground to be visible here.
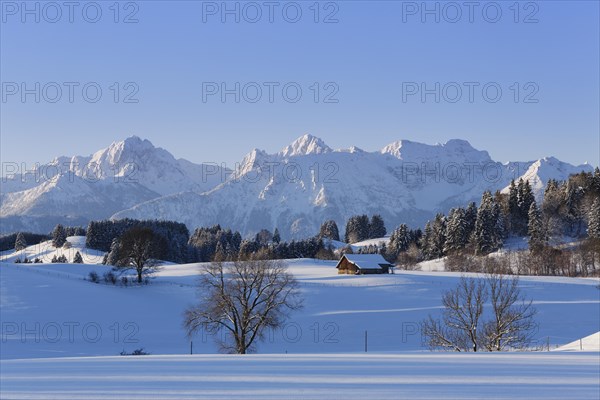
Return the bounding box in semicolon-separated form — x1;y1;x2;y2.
1;238;599;398
1;353;599;399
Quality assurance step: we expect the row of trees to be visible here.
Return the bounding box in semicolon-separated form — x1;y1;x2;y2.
443;242;599;278
14;252;84;264
189;225;332;262
400;172;600;264
86;219;191;263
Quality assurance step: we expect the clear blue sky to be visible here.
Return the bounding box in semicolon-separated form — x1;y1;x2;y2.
1;1;598;169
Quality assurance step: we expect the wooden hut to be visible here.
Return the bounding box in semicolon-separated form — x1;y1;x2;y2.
335;254;394;275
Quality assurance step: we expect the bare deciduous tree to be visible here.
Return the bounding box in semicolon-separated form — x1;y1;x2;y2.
184;258;303;354
113;227;160;283
422;277;487;352
482;273;537;351
421;274;537;352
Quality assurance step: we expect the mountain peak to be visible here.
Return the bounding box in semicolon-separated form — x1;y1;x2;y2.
280;134;332;157
119;135;155;151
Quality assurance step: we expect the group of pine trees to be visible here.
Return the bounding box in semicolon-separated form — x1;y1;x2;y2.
187;224;330;262
344;214;387;244
87;222;331;266
388;224;422;259
86;219;191;263
416;196;500;262
337;170;599;274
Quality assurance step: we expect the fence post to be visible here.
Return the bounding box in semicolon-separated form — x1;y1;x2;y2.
190;341;193;355
364;330;368;353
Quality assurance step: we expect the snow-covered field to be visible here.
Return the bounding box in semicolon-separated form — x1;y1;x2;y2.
2;257;599;359
2;353;599;399
1;238;599;398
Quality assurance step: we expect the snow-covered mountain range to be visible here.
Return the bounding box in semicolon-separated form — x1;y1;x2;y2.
0;135;593;237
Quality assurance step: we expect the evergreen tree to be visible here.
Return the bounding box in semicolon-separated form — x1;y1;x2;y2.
474;191;503;255
515;179;535;236
357;215;370;241
420;222;433;259
541;179;564;236
430;213;447;259
508;180;520;235
51;254;68;263
528;201;546;252
345;215;370;243
318;220;340;241
73;251;84;264
389;224;410;255
421;215;446;260
368;214;387;239
14;232;27;251
588;198;600;239
273;228;281;244
493;202;505;244
409;228;423;248
464;202;478;239
344;217;356;243
593;167;600;194
106;238;121;266
214;241;226;261
564;181;585;236
52;224;67;248
444;208;468;254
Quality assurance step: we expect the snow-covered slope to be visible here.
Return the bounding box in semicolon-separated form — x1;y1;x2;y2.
555;331;600;351
1;174;158;219
0;236;105;264
113;135;592;239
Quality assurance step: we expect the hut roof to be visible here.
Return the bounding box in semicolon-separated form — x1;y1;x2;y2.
336;254;393;270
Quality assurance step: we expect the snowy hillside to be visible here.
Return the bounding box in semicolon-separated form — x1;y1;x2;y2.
1;258;598;359
1;135;592;237
555;331;600;351
0;236;104;264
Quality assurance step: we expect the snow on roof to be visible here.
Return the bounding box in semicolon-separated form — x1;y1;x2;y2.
338;254;393;270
